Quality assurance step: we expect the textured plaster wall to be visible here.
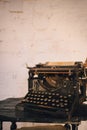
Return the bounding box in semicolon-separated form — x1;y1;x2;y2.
0;0;87;129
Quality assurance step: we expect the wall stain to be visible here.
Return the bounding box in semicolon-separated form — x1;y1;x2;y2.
0;0;9;3
0;40;3;43
9;11;23;13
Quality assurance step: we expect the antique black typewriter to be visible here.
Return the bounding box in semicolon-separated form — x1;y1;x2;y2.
16;60;87;120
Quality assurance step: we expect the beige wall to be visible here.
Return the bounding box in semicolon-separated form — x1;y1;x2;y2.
0;0;87;129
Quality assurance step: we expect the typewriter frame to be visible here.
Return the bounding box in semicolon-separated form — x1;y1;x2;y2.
22;61;87;120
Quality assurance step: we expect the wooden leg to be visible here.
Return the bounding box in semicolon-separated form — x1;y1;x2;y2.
10;122;17;130
0;121;2;130
72;124;78;130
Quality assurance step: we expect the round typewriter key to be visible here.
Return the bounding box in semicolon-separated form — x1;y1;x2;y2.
44;102;48;105
68;94;72;97
74;86;77;89
34;91;37;94
42;91;45;94
45;92;48;94
38;91;41;94
64;103;68;106
60;104;64;107
48;96;52;98
52;93;55;96
56;93;59;96
44;98;48;101
41;95;44;98
60;99;64;102
64;85;66;88
48;92;51;95
37;101;40;104
59;103;63;107
64;100;68;103
52;99;55;102
41;102;44;105
56;104;60;107
33;101;36;103
41;98;44;101
60;95;63;98
56;100;59;103
31;94;34;96
48;99;51;102
37;98;40;100
65;109;69;112
52;103;55;106
34;98;36;100
64;96;67;99
28;93;30;96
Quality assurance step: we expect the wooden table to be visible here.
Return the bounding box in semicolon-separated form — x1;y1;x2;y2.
0;98;87;130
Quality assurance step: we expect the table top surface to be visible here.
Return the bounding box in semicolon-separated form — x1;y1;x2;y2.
0;98;87;123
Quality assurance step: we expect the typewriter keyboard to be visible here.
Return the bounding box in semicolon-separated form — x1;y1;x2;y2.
22;91;74;112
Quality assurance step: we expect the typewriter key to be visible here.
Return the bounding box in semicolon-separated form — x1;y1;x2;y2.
34;97;36;100
28;93;30;96
74;86;77;89
44;98;48;101
37;98;40;100
68;94;72;97
41;98;44;101
52;99;55;102
45;92;48;94
64;100;68;103
41;95;44;98
42;92;45;94
56;100;59;103
52;103;55;106
64;103;68;106
60;99;63;102
65;108;69;112
64;96;67;99
60;95;63;98
30;97;33;100
41;102;44;105
48;99;51;102
56;93;59;96
44;102;48;105
59;103;64;107
34;91;38;94
48;92;51;95
52;93;55;96
37;101;40;104
31;94;34;96
56;104;60;107
48;96;52;98
38;91;41;94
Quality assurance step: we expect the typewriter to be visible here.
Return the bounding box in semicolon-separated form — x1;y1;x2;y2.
18;60;87;119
